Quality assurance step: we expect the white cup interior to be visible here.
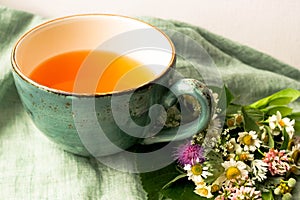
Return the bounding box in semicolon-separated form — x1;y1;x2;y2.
13;14;175;85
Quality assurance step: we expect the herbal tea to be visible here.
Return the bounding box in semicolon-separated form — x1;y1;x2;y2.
29;50;155;93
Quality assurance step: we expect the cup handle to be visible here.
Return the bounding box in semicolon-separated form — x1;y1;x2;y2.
142;78;213;145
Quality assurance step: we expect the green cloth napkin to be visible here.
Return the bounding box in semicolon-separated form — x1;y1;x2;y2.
0;6;299;200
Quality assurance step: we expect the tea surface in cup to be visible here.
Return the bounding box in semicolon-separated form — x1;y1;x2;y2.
29;50;156;93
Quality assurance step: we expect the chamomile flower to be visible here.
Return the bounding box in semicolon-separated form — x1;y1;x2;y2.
184;163;212;184
237;131;261;152
194;184;214;198
221;159;249;184
269;111;295;139
226;138;241;153
226;112;244;128
251;159;268;182
234;112;244;126
237;151;254;162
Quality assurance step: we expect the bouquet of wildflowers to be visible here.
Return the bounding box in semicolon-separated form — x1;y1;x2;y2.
172;88;300;200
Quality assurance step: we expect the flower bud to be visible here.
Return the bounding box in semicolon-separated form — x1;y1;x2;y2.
282;193;292;200
211;184;220;193
226;118;235;127
274;187;281;195
288;178;296;188
235;114;243;125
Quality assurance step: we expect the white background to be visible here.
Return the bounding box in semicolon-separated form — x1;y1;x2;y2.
1;0;300;70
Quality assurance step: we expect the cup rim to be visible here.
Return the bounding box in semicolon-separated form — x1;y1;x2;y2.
11;13;176;97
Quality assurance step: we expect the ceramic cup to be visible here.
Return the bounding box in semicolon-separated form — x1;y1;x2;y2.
11;14;213;157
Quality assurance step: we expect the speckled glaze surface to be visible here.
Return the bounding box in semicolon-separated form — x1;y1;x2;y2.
14;61;175;156
13;71;86;155
12;70;171;156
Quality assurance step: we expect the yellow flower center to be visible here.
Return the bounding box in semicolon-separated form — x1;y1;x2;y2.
227;143;234;152
242;134;254;145
235;115;243;125
226;166;241;180
197;181;206;186
227;118;235;127
239;153;248;161
279;119;285;127
196;188;208;196
191;164;203;175
211;184;220;193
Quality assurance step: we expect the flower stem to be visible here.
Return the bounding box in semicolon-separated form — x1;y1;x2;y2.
257;148;265;156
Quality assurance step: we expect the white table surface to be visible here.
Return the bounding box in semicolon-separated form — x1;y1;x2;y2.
1;0;300;70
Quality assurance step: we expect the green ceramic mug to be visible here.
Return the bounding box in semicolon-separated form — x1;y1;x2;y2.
11;14;213;157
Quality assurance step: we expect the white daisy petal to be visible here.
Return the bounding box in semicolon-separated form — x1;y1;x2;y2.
221;159;249;185
238;131;261;152
194;184;214;198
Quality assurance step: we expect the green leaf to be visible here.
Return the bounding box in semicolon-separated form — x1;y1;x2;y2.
140;154;221;200
224;86;234;106
268;97;293;106
250;88;300;109
262;105;293;116
262;191;275;200
250;97;270;109
242;106;264;132
280;128;290;150
289;112;300;121
226;104;242;115
294;121;300;136
162;173;187;190
265;126;275;148
268;88;300;102
162;178;209;200
205;151;224;184
140;163;182;200
213;86;236;116
141;163;208;200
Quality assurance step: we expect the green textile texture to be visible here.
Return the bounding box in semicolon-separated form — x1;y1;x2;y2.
0;6;299;200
